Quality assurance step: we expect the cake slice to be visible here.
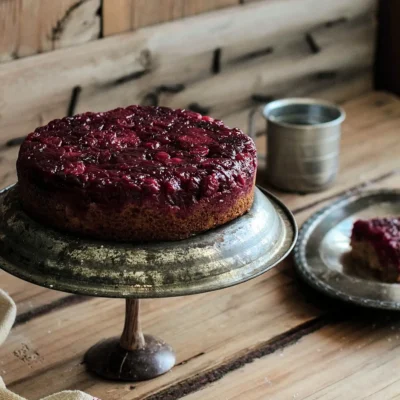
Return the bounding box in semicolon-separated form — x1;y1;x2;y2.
350;218;400;282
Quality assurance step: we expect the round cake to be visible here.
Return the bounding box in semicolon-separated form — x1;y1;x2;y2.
16;105;257;241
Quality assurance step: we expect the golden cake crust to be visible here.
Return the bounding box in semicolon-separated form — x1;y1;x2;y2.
18;180;254;241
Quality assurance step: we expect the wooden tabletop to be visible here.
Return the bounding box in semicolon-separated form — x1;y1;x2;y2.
1;91;400;400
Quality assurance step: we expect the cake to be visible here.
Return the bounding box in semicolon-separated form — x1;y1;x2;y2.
350;218;400;282
16;105;257;241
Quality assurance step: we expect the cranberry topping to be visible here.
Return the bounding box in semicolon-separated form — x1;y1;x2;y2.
17;105;257;210
352;218;400;268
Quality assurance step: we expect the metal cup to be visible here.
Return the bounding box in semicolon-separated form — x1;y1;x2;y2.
249;98;346;193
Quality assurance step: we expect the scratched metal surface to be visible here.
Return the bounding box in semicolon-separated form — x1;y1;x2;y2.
294;189;400;310
0;185;296;298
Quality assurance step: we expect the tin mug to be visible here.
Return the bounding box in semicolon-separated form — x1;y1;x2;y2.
248;98;346;193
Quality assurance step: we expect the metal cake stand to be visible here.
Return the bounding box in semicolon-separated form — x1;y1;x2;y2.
0;185;297;381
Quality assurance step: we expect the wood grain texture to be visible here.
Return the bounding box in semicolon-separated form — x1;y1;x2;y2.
183;0;239;16
160;18;375;117
0;93;399;399
0;0;100;61
75;0;375;128
51;0;101;50
102;0;132;36
102;0;240;36
184;316;400;400
0;271;71;317
181;221;400;400
0;0;20;62
1;263;320;396
0;0;375;141
132;0;184;29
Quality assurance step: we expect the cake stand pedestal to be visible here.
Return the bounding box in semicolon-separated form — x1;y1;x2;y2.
85;298;175;380
0;186;297;382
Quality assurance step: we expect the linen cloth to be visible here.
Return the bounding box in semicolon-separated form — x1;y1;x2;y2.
0;289;98;400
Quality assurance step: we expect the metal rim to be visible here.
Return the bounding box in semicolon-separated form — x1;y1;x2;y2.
0;185;297;299
262;97;346;129
294;189;400;310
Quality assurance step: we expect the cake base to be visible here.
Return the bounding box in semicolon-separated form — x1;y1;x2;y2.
84;335;175;381
351;239;400;283
18;180;254;241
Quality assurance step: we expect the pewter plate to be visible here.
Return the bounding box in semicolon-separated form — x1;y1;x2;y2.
0;185;297;298
294;189;400;310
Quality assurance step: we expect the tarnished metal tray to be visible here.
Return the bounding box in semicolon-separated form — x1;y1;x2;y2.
294;189;400;310
0;185;297;298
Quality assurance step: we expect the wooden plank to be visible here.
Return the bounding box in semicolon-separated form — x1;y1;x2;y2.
183;316;400;400
51;0;101;50
14;0;40;58
132;0;184;29
0;33;146;134
20;0;100;55
1;0;101;61
221;9;376;66
183;0;239;16
1;271;72;318
75;50;215;113
0;92;398;399
3;266;322;398
0;0;20;63
102;0;240;35
77;6;376;119
0;0;376;136
160;20;375;117
102;0;132;36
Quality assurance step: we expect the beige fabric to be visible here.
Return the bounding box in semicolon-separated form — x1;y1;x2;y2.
0;290;99;400
0;290;16;347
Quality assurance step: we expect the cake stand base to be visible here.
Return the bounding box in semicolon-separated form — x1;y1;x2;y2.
84;299;175;381
85;335;175;381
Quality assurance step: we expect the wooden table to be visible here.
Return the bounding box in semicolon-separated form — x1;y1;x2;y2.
1;91;400;400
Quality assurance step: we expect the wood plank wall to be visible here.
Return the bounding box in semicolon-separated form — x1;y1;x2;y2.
0;0;377;151
0;0;101;62
103;0;241;36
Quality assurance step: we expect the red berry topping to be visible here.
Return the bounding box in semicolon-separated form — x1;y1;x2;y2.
17;105;257;209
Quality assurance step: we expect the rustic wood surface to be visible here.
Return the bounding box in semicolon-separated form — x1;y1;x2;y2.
0;0;376;147
102;0;240;36
0;0;100;62
1;91;400;399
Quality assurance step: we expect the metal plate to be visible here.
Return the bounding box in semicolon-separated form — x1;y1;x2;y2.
0;185;297;298
294;189;400;310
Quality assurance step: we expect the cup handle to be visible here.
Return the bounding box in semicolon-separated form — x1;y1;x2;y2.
247;105;265;140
